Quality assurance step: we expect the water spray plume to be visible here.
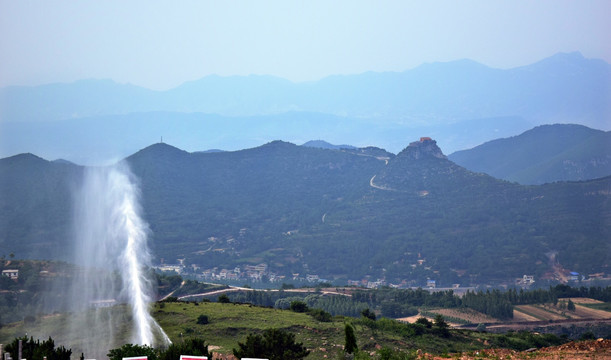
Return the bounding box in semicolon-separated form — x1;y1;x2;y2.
69;163;170;357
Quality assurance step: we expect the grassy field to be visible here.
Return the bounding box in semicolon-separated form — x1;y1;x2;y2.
7;297;609;359
0;299;572;360
153;301;345;356
149;301;575;358
581;302;611;312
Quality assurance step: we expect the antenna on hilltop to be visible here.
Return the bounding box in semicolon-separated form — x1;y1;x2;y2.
160;136;163;143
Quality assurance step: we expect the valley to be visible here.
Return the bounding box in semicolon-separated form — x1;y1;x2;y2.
2;258;610;359
1;4;610;359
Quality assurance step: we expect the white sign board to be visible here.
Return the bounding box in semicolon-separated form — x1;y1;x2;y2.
122;357;147;360
179;356;208;360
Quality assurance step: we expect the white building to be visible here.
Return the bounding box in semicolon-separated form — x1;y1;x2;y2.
1;269;18;280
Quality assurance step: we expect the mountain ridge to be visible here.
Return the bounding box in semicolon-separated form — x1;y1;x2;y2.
449;124;611;184
2;52;608;163
1;52;608;126
1;138;608;285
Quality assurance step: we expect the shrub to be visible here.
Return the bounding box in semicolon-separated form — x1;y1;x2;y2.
233;328;309;360
433;314;450;338
108;344;157;360
344;323;358;354
197;314;209;325
361;308;376;321
159;338;209;360
308;308;332;322
290;300;308;313
415;317;432;328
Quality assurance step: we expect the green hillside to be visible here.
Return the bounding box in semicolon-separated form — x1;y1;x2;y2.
0;139;609;285
449;124;611;184
0;154;82;259
0;300;568;360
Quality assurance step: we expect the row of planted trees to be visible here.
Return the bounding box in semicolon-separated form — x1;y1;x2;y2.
351;285;611;320
177;283;611;322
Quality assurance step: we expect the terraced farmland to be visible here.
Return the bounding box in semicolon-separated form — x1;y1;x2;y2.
515;298;611;321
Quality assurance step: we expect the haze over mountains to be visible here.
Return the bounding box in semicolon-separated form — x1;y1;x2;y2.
1;52;609;164
1;51;609;287
1;136;609;286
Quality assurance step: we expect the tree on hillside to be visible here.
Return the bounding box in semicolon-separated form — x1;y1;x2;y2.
433;314;450;338
290;300;308;312
107;344;157;360
567;298;576;311
5;337;72;360
159;338;209;360
197;314;209;324
361;308;376;321
344;323;358;354
232;328;309;360
415;317;432;328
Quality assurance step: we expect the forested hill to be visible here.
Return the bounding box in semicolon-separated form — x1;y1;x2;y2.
0;139;609;285
449;124;611;184
0;153;82;259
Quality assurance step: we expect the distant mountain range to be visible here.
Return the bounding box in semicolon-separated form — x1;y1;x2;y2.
1;137;609;286
449;124;611;184
302;140;356;150
2;52;608;124
1;52;609;163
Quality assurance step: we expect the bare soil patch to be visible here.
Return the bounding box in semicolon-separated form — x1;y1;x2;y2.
396;314;425;323
419;339;611;360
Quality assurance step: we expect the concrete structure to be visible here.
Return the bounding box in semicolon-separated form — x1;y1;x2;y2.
1;269;18;280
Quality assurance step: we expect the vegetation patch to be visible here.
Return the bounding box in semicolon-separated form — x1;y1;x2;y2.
580;302;611;312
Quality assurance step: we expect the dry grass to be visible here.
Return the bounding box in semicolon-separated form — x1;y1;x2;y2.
514;305;567;321
567;297;604;304
571;304;611;319
513;308;539;322
513;299;610;322
432;308;499;324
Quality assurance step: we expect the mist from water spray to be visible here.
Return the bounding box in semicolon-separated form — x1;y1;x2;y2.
69;163;170;356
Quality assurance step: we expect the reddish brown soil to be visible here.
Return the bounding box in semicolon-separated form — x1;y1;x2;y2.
418;339;611;359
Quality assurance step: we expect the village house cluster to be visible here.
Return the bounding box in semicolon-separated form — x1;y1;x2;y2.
154;257;608;290
155;261;330;285
155;260;443;289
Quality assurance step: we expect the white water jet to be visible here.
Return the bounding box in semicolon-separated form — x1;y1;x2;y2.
69;163;170;357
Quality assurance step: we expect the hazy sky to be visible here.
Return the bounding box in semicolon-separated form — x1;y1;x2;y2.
1;0;610;90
